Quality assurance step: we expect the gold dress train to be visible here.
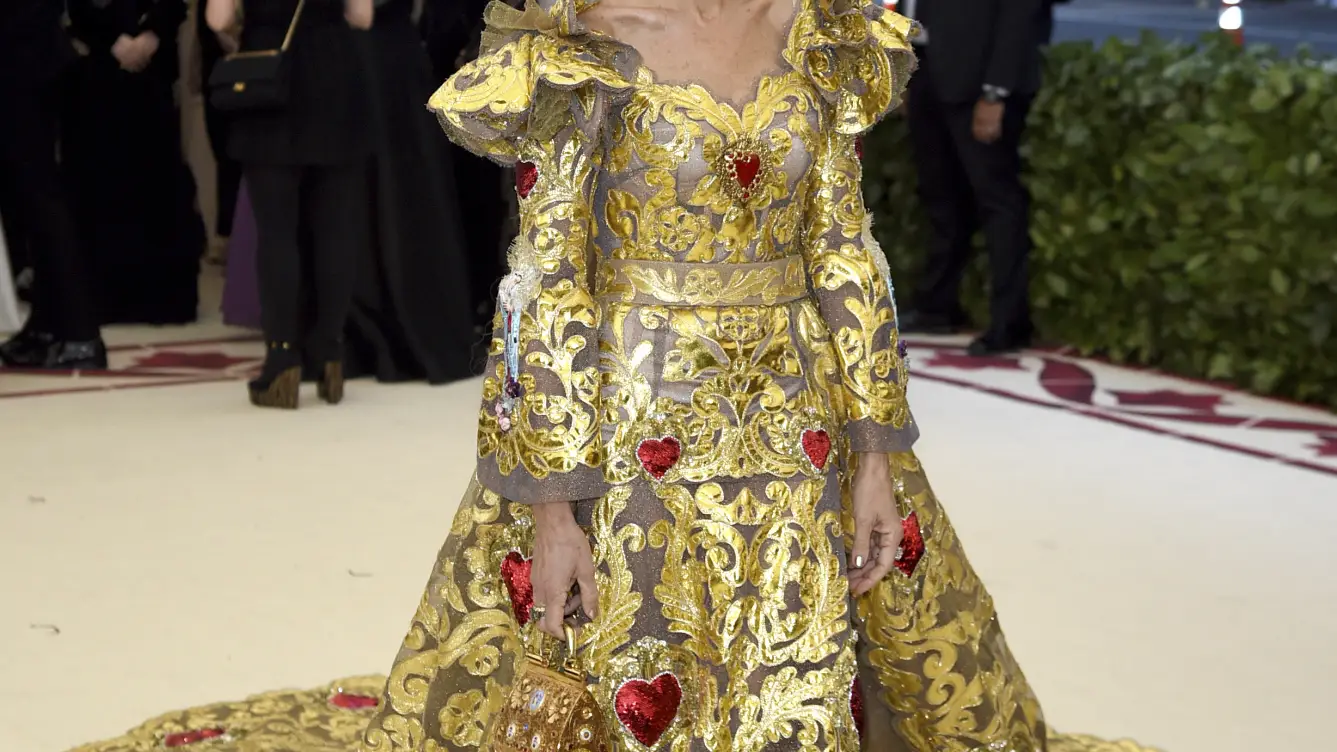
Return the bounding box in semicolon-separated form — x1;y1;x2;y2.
73;1;1158;751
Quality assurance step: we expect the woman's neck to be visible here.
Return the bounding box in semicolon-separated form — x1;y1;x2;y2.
595;0;750;25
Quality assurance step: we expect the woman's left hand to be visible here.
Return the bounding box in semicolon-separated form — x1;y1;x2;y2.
848;452;904;597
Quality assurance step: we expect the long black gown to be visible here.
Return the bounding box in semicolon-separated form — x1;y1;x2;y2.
424;0;507;338
341;0;477;383
63;0;206;325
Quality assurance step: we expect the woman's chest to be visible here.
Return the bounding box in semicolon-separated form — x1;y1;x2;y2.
602;74;824;209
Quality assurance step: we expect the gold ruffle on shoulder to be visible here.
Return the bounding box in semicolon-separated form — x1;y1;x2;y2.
64;681;1162;752
787;0;918;134
427;0;637;164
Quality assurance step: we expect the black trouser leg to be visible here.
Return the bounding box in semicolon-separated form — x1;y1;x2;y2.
304;162;367;360
204;101;243;237
245;164;305;345
945;95;1035;343
0;83;98;341
907;66;978;321
215;157;244;238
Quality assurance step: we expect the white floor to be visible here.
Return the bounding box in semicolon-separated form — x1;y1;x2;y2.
2;300;1336;752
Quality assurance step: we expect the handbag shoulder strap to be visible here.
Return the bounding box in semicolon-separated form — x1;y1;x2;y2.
280;0;308;52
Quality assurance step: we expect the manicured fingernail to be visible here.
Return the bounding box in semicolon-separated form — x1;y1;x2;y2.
853;555;865;569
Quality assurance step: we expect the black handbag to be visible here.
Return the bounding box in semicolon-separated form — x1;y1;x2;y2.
207;0;307;112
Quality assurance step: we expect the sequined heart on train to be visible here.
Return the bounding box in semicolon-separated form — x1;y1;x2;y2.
500;551;535;625
329;690;379;710
801;428;831;470
614;672;682;746
162;728;227;747
636;436;681;480
894;512;925;576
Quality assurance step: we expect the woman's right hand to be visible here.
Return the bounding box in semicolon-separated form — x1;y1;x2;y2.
530;501;599;638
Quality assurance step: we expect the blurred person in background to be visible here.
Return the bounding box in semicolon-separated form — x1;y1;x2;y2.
342;0;477;384
0;0;106;369
63;0;207;326
192;0;245;266
206;0;374;408
429;0;510;341
897;0;1045;356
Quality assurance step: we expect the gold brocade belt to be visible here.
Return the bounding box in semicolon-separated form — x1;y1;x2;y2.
596;256;809;307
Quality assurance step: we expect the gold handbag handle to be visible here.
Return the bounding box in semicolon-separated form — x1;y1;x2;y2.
525;623;583;680
225;0;308;59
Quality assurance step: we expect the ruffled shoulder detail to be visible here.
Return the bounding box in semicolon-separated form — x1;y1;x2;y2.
427;0;637;164
788;0;918;135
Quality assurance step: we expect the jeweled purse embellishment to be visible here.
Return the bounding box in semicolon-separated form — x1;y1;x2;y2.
490;625;610;752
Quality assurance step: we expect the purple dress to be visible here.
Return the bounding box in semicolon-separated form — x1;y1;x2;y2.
221;180;261;329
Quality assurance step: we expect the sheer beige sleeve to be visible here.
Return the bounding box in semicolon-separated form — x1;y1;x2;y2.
429;28;632;504
804;127;917;452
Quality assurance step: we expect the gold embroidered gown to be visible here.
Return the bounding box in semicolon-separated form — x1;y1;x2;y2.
69;2;1156;752
360;1;1079;751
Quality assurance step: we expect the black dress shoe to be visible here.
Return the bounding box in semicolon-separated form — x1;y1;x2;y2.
41;339;109;370
0;328;55;367
966;334;1031;357
899;309;969;335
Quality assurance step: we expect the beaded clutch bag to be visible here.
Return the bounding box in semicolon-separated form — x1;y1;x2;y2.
489;625;610;752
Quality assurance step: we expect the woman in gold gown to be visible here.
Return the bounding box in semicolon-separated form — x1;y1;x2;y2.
74;1;1156;751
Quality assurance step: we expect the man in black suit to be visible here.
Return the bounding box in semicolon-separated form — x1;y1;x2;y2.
898;0;1046;356
0;0;106;369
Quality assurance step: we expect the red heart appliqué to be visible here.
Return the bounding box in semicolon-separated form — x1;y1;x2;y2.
162;729;226;748
500;551;535;625
801;429;831;470
614;673;683;747
636;436;681;480
850;677;865;738
330;691;379;710
894;512;925;576
515;160;538;199
732;153;762;193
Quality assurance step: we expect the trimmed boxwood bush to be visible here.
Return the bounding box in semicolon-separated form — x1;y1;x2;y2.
864;33;1337;410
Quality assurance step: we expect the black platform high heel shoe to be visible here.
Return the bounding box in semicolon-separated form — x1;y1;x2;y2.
249;342;302;409
317;359;344;405
310;339;344;405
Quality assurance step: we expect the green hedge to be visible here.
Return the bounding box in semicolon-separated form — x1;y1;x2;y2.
863;33;1337;410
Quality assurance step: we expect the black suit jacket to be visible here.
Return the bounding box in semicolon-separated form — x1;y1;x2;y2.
0;0;77;91
914;0;1045;104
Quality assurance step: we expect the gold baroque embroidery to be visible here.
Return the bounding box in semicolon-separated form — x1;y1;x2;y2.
476;128;604;485
802;127;911;431
598;257;808;307
853;453;1049;752
599;299;841;485
643;481;857;751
